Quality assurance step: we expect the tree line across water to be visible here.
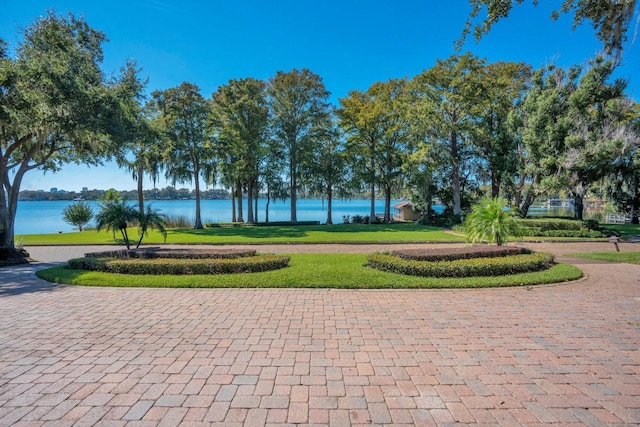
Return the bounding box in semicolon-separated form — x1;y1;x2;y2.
17;187;231;202
1;5;639;250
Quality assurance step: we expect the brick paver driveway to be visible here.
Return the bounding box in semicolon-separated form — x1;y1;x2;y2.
0;243;639;426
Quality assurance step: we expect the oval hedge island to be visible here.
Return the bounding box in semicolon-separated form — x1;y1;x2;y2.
36;245;583;289
66;248;291;275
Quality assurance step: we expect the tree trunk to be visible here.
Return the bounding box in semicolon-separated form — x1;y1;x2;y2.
451;131;461;216
631;201;639;224
121;227;131;250
326;186;333;225
631;178;639;224
265;191;271;223
135;225;147;249
518;189;536;218
254;183;259;223
369;181;376;223
137;165;145;215
290;170;297;225
384;185;391;223
193;164;203;229
247;177;254;224
573;193;584;221
0;168;25;249
513;175;525;208
491;169;501;198
236;179;244;223
231;185;236;223
0;204;15;249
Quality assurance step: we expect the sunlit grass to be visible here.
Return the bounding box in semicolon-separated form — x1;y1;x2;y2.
600;223;640;239
18;223;464;245
567;251;640;265
36;253;582;289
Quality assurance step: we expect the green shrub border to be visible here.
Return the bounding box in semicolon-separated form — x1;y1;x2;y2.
67;254;290;275
366;252;555;278
392;246;529;262
523;220;581;231
84;248;257;259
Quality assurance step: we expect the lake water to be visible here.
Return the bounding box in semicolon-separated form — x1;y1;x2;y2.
14;198;404;235
13;199;591;235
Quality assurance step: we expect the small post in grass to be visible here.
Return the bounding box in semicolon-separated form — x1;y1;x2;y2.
609;236;620;252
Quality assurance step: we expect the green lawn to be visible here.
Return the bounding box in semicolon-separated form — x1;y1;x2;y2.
18;223;464;245
600;223;640;238
37;253;583;289
567;251;640;265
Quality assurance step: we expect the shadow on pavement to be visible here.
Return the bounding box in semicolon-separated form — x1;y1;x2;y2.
0;263;65;296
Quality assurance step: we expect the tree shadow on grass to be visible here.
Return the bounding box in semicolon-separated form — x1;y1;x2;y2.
168;223;439;240
171;225;310;240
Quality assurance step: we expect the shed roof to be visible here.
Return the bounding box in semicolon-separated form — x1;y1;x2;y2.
392;202;413;209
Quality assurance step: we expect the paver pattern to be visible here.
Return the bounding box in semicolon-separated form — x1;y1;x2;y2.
0;243;639;426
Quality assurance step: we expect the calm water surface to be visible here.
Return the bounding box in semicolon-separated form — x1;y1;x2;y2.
14;199;589;235
15;198;400;235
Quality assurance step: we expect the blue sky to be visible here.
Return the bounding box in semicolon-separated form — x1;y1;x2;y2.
3;0;639;192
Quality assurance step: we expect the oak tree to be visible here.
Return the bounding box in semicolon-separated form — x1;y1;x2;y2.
0;12;137;250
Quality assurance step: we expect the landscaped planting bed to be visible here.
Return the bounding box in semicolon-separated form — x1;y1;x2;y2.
392;246;529;262
69;248;289;275
84;248;257;259
367;247;555;278
521;219;608;238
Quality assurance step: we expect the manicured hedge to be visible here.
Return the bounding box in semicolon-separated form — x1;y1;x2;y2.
84;248;256;260
521;228;605;238
520;219;607;238
134;249;257;259
366;252;555;278
205;221;320;227
68;254;290;275
523;220;581;231
392;246;529;262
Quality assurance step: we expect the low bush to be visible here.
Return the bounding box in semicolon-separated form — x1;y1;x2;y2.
523;219;581;231
67;257;109;271
392;246;529;262
84;248;256;260
366;252;555;278
519;218;607;238
0;247;32;266
522;229;605;238
582;219;600;231
537;229;605;238
205;221;321;227
68;254;290;275
138;249;256;259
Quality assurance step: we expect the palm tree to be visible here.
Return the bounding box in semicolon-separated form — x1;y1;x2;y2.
136;205;168;248
464;197;524;246
95;199;140;249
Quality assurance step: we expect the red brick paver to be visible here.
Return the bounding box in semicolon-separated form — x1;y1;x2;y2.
0;243;639;425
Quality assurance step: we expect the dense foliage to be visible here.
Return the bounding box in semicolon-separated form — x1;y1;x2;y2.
521;218;608;238
67;253;291;275
3;8;639;251
464;197;524;245
462;0;638;55
392;246;529;262
1;12;141;248
62;201;94;231
367;251;555;277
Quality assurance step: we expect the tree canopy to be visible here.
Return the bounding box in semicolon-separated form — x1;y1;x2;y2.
4;9;640;251
0;11;139;248
461;0;638;56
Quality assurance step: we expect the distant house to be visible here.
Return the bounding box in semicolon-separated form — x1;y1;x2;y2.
393;201;420;221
